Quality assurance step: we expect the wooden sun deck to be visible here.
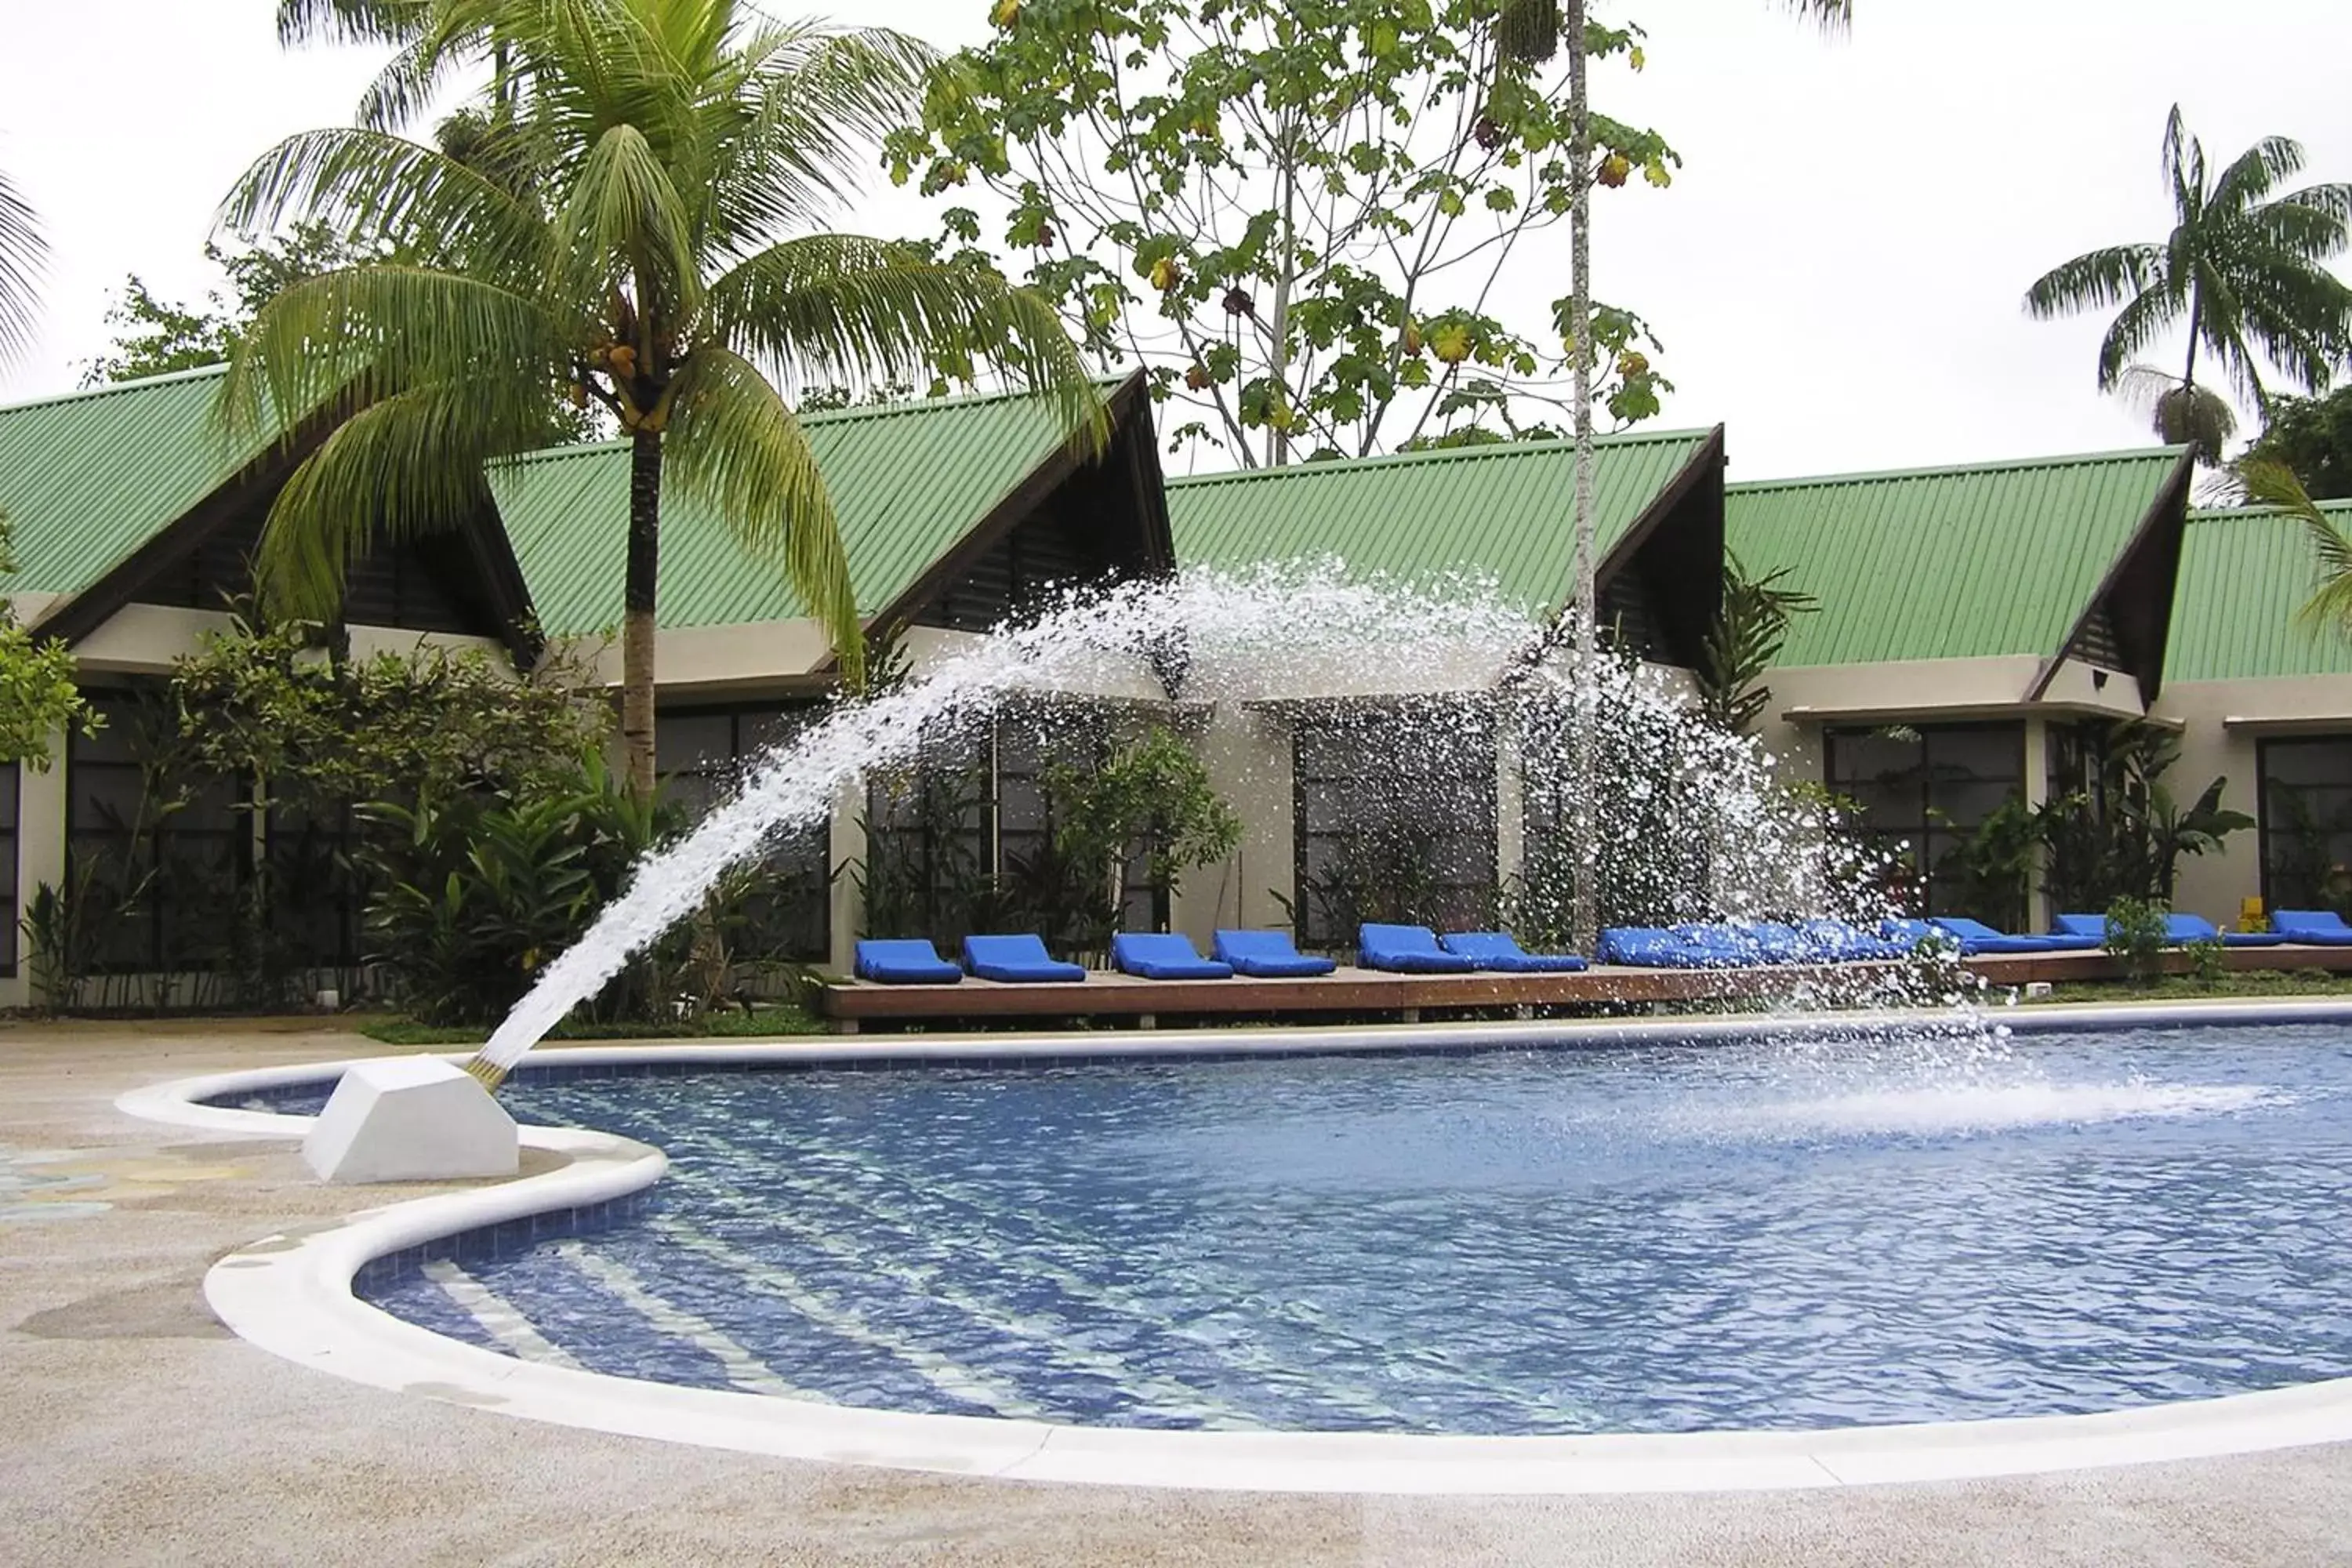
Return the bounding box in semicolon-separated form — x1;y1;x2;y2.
817;945;2352;1033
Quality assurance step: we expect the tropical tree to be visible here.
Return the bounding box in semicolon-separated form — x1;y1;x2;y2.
0;169;42;365
1505;0;1848;950
2236;456;2352;638
2025;107;2352;463
220;0;1102;797
2245;386;2352;501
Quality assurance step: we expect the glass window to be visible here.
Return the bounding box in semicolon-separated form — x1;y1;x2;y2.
1824;722;2024;918
659;702;830;963
2259;736;2352;913
1292;702;1497;947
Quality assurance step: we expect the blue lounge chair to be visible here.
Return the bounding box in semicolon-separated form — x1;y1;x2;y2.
2165;912;2288;948
2054;913;2109;940
1440;931;1588;972
1739;922;1817;963
1669;924;1769;967
1927;916;2094;955
1359;923;1480;973
962;934;1088;983
2273;909;2352;946
1110;932;1232;980
1599;927;1708;967
1795;918;1909;961
854;938;964;984
1212;929;1337;978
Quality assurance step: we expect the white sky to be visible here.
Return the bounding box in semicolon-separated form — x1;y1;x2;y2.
1;0;2345;480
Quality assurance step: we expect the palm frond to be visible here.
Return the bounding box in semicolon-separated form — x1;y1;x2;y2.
254;379;508;622
2237;458;2352;636
2024;243;2165;321
2096;289;2177;389
550;123;701;321
0;170;44;365
2208;133;2306;218
661;344;863;686
2161;103;2204;221
275;0;430;48
220;263;559;454
221;128;545;279
1775;0;1852;34
702;234;1107;454
2239;194;2352;265
705;24;937;245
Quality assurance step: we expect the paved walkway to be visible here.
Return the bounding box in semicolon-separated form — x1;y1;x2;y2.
2;1021;2349;1566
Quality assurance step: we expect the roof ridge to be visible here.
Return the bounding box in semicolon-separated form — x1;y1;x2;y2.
2189;499;2352;521
1163;426;1718;488
0;362;230;418
1728;444;2191;492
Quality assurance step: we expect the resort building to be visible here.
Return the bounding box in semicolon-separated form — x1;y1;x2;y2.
3;365;2350;1004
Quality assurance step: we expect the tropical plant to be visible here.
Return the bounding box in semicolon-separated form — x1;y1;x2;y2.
1933;797;2039;933
0;169;42;365
218;0;1105;797
2101;895;2169;986
888;0;1677;466
2024;107;2352;463
2042;721;2252;909
1696;554;1819;735
2244;386;2352;502
1045;724;1240;932
0;514;103;769
2234;456;2352;641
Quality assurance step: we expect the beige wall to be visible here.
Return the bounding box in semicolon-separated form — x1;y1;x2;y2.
2155;673;2352;926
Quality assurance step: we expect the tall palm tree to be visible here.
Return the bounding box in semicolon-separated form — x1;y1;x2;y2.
1501;0;1850;949
2027;107;2352;463
0;170;43;365
220;0;1102;797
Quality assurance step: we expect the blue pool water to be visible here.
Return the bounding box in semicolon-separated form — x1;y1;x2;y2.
361;1025;2352;1434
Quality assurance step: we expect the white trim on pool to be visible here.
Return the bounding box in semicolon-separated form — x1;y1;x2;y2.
121;1000;2352;1494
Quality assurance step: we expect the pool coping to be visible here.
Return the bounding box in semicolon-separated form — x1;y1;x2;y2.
120;999;2352;1494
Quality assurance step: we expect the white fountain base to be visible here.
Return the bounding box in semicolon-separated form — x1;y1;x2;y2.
303;1057;519;1184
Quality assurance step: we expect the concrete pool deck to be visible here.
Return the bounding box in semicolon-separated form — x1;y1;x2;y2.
5;1019;2352;1565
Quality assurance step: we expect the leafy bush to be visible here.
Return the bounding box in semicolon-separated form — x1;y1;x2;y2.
2186;935;2227;988
2103;897;2170;986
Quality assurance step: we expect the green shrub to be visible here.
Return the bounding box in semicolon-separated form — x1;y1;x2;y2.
2186;935;2227;988
2103;896;2169;986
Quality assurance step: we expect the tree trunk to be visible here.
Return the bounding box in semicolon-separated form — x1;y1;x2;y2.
1566;0;1600;955
622;430;662;799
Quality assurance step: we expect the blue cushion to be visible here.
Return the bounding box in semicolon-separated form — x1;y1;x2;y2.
1440;931;1588;972
2053;913;2108;938
2274;909;2352;944
1211;929;1337;978
1926;917;2069;956
854;938;963;985
1359;922;1479;973
1110;932;1232;980
1796;919;1907;960
962;934;1087;983
1599;927;1705;967
1669;924;1768;967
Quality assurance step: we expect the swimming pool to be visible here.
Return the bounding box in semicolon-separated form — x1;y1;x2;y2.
357;1022;2352;1436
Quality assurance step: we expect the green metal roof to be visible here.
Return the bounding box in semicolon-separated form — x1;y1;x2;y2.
2165;502;2352;683
1724;447;2190;668
492;387;1081;633
0;365;280;601
1165;428;1717;614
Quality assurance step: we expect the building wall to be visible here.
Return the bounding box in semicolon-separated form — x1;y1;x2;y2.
2154;674;2352;926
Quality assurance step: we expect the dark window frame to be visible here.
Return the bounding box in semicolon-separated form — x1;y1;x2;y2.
1823;721;2026;918
659;699;832;964
2255;734;2352;915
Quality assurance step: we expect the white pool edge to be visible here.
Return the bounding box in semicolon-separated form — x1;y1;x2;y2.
121;1001;2352;1494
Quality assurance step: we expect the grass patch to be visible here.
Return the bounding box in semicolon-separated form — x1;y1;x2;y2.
2041;969;2352;1005
358;1003;829;1047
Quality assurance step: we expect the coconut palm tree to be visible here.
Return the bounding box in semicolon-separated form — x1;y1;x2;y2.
2026;107;2352;463
0;170;43;365
220;0;1102;797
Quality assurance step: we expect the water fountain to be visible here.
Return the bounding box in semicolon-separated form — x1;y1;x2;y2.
458;564;1933;1087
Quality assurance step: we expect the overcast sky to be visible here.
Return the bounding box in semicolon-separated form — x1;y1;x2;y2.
2;0;2345;480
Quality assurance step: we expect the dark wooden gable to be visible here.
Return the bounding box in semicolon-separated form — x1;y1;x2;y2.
1592;425;1728;671
128;506;517;641
882;374;1173;635
2031;447;2195;708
